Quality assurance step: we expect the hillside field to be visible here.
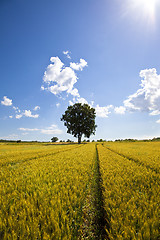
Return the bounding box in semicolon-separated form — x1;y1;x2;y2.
0;142;160;239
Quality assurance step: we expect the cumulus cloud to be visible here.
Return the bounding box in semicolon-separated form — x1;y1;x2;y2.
63;50;71;59
1;96;12;106
69;97;88;106
69;88;80;97
19;124;62;135
15;110;39;119
23;110;39;118
123;68;160;115
43;57;78;96
114;106;126;114
70;58;88;71
95;104;113;118
42;56;87;98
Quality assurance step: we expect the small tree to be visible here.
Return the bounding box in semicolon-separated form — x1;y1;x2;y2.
51;137;58;142
61;103;97;144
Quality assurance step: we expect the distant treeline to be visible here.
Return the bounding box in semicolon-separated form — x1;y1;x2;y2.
114;137;160;142
1;137;160;143
0;140;41;143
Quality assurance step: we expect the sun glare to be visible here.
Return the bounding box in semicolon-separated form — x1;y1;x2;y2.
130;0;158;25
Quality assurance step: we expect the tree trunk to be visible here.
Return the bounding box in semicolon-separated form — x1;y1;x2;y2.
78;135;81;144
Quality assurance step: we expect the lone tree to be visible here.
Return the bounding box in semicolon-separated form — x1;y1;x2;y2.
51;137;58;142
61;103;97;144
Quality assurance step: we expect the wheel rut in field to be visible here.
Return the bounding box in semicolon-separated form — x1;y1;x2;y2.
103;144;159;174
1;144;84;167
80;145;110;240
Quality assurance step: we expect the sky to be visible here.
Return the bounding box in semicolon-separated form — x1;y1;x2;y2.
1;0;160;141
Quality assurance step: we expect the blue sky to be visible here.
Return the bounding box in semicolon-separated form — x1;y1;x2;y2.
1;0;160;141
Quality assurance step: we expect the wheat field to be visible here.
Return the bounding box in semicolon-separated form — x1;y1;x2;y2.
0;142;160;239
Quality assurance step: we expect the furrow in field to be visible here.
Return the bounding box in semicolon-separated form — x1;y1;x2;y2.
0;144;83;167
103;144;159;174
80;144;109;240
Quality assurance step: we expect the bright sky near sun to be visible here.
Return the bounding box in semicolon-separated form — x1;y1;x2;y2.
1;0;160;141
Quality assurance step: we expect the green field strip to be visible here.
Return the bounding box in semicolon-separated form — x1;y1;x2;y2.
103;144;160;174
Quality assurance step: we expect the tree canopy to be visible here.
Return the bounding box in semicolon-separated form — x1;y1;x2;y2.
51;137;58;142
61;103;97;144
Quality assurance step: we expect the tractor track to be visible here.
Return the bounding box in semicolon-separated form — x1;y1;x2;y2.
102;144;160;175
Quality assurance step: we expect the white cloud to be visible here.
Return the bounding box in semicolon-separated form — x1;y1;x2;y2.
63;50;71;59
156;119;160;124
1;96;12;106
15;110;39;119
33;106;40;111
69;88;80;97
123;68;160;115
0;134;18;140
70;58;88;71
149;110;160;116
42;56;87;99
91;101;94;107
68;96;88;106
114;106;126;114
23;110;39;118
1;96;40;119
16;114;23;119
41;124;63;134
13;106;21;113
43;57;78;96
77;97;88;105
56;103;60;108
95;104;113;118
41;128;62;135
19;127;39;131
69;100;74;105
22;132;29;135
19;124;62;135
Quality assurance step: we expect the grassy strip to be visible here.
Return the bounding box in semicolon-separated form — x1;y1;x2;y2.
79;144;109;239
